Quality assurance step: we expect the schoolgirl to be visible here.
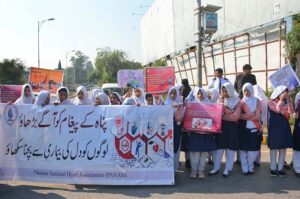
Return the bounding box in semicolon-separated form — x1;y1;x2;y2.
268;85;294;177
238;83;262;175
187;88;217;179
209;83;241;177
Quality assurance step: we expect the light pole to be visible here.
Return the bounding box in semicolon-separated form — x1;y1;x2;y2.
196;0;202;87
65;50;75;87
38;18;55;68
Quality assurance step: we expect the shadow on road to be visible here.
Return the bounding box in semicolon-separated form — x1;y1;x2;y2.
1;162;299;198
0;184;65;199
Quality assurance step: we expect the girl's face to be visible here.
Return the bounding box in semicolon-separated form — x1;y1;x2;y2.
243;88;251;97
146;96;153;105
134;88;142;98
109;93;119;105
59;90;68;102
280;91;288;99
95;97;101;105
44;94;50;105
24;86;31;97
197;90;205;101
207;92;212;100
222;87;229;98
169;89;177;101
78;90;84;100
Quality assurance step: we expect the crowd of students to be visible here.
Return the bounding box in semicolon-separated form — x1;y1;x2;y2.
11;70;300;180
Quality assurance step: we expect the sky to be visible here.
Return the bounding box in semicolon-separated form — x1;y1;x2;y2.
0;0;154;69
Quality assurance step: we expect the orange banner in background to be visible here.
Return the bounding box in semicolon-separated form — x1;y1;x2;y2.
29;67;64;94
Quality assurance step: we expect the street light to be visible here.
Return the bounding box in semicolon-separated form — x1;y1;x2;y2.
38;18;55;68
65;50;75;87
195;1;221;86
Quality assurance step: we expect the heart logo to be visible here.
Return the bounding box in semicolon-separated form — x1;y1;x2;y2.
153;143;159;153
115;117;122;128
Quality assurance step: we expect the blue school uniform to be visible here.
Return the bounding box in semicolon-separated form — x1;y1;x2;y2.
215;120;239;151
268;108;293;149
173;122;182;153
238;120;262;151
293;116;300;151
188;132;216;152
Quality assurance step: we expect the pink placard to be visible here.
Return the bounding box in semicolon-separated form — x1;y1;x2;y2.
0;85;22;103
183;102;223;134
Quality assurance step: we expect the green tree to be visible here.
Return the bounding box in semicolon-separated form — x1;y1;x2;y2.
93;48;142;85
150;58;167;67
66;51;94;85
0;58;25;84
286;14;300;68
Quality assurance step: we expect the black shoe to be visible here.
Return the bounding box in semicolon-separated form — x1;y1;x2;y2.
254;162;260;167
185;159;191;169
270;170;278;177
284;161;291;170
222;170;229;177
242;172;249;176
248;171;254;175
278;170;287;178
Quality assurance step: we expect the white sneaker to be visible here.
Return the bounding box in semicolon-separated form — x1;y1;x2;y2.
190;171;197;179
208;169;219;176
198;171;205;179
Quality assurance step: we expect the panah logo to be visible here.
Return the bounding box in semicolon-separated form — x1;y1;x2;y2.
4;104;18;126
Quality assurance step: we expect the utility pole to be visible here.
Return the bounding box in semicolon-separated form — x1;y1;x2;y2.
196;0;203;87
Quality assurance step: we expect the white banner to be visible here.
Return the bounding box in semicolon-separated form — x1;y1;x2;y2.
0;104;174;185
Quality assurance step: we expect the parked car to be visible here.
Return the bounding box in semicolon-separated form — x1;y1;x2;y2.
101;83;122;96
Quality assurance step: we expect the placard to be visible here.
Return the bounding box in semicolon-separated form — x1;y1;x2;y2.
183;102;223;133
145;66;175;94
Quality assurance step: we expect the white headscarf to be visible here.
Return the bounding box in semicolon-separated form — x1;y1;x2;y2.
122;97;136;105
189;87;209;103
34;90;50;107
253;85;268;101
132;87;146;105
207;88;220;103
95;92;109;105
270;85;288;100
56;87;73;105
164;86;183;106
222;83;240;109
295;92;300;110
91;89;103;103
110;92;123;105
242;83;257;112
175;83;183;96
15;84;35;104
74;86;92;105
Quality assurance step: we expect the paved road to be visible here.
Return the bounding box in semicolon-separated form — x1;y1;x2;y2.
1;145;299;199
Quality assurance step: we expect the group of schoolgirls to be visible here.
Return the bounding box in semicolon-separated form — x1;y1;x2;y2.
175;83;300;179
13;83;300;179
